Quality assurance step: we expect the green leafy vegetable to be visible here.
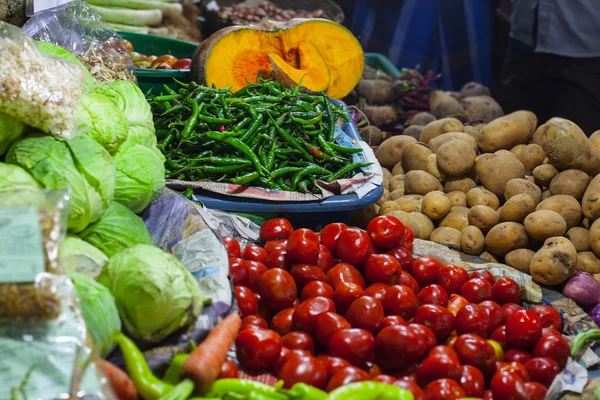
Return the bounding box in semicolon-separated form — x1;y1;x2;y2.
0;113;26;156
60;236;108;279
0;162;42;206
88;5;162;27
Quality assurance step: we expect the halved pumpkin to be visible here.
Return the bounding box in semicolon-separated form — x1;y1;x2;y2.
268;42;331;93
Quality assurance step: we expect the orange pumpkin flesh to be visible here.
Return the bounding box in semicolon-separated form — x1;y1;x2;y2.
268;42;331;93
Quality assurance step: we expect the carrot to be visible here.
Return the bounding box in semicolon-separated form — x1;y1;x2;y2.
101;359;138;400
180;314;242;392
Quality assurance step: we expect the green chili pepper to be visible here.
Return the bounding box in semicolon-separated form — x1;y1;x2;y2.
203;379;287;400
271;166;302;179
239;114;264;143
324;97;336;141
113;333;174;400
328;382;413;400
292;166;332;189
273;124;313;162
198;115;235;124
325;162;373;182
571;328;600;360
316;134;338;156
297;179;311;193
157;379;194;400
276;178;293;191
292;114;323;125
162;354;189;385
183;188;194;200
181;100;200;138
285;383;328;400
234;117;253;131
154;94;182;102
206;132;264;174
231;171;260;185
329;142;363;154
155;129;169;140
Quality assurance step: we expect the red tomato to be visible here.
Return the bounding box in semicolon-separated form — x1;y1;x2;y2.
328;328;375;367
438;265;470;295
229;257;247;286
375;324;432;371
453;333;497;377
364;254;401;285
479;300;505;334
505;349;532;364
234;286;258;317
541;327;562;338
460;365;485;397
292;296;336;334
455;304;490;338
326;263;366;289
301;281;334;301
320;223;348;256
290;264;326;288
382;315;407;327
315;355;350;379
172;58;192;69
218;360;238;379
470;270;496;286
531;305;562;331
447;294;469;316
482;389;493;400
272;347;291;374
235;327;282;371
270;308;295;335
417;284;449;307
241;315;268;329
400;228;415;252
386;245;414;273
258;268;297;310
364;283;389;302
367;362;383;377
317;244;335;273
372;374;396;384
412;257;444;288
460;278;494;303
399;271;420;294
245;260;268;293
506;309;542;350
265;249;290;270
491;370;529;400
278;355;328;389
282;331;315;354
286;229;320;265
498;361;530;382
532;332;569;369
382;284;418;320
242;244;268;264
414;304;455;342
345;296;385;333
525;381;547;400
411;323;437;350
333;283;364;315
367;215;406;249
416;354;462;386
325;366;370;392
264;239;288;255
490;325;509;351
260;218;293;243
222;236;241;257
492;277;522;305
428;345;460;363
423;378;466;400
336;228;374;266
393;378;425;400
275;349;311;374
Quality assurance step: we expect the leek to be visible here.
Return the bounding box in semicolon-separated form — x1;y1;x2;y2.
89;5;162;26
109;22;150;34
86;0;182;13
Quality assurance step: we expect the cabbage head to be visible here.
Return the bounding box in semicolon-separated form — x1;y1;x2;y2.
0;113;26;155
69;271;121;357
114;145;165;213
6;134;115;232
60;236;108;279
79;202;152;258
75;92;129;154
92;81;154;133
98;244;203;343
0;162;42;206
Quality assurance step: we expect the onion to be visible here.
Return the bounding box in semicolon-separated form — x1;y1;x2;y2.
562;272;600;310
590;303;600;327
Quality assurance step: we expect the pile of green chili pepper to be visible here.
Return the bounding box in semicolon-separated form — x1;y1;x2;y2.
149;79;371;194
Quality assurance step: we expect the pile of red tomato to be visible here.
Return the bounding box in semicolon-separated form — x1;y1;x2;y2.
223;216;569;400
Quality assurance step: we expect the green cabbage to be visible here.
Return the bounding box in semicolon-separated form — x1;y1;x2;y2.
98;244;203;343
69;271;121;357
75;92;129;154
60;236;108;279
0;162;42;206
114;144;165;213
79;202;152;258
6;134;115;232
0;113;26;155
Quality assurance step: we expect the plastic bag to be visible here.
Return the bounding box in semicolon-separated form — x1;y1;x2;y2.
23;0;137;83
0;21;87;138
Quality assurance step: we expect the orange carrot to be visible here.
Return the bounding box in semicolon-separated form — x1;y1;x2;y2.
181;314;242;392
101;359;138;400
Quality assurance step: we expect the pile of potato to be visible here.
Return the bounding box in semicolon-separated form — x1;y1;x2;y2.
365;95;600;288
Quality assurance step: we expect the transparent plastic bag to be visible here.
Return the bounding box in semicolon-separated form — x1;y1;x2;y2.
0;21;87;139
23;0;137;83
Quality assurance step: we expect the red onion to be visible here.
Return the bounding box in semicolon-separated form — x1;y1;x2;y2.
562;272;600;310
590;303;600;327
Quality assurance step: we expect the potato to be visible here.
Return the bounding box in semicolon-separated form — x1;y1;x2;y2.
533;164;559;187
376;135;418;169
360;125;384;146
504;249;535;274
478;110;538;152
410;112;436;126
504;178;542;205
549;169;591;200
460;226;485;255
459;82;491;98
510;144;525;158
404;170;443;195
590;130;600;152
537;195;583;229
565;227;590;252
524;210;568;241
444;177;477;193
476;154;526;197
419;118;464;144
513;144;547;175
389;188;405;201
542;190;551;201
468;205;499;232
386;211;421;238
422;191;452;220
499;194;536;223
582;174;600;221
484;222;528;256
379;201;401;215
466;187;500;210
395;195;423;213
439;207;470;231
429;91;465;119
478;252;499;263
376;189;390;206
530;236;577;285
389;175;405;192
590;219;600;258
402;125;424;140
401;143;433;172
428;132;478;154
392;162;405;176
436;140;477;177
410;212;435;240
495;149;517;159
583;218;591;229
447;191;467;207
430;227;462;248
424;154;447;182
576;252;600;274
463;123;485;141
460;96;504;123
